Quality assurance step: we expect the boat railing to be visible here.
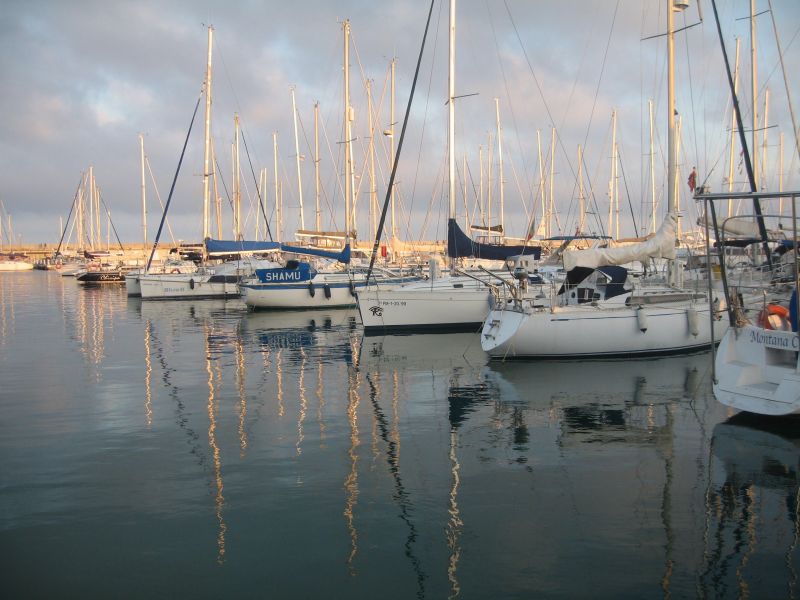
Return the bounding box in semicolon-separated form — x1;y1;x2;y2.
693;189;800;331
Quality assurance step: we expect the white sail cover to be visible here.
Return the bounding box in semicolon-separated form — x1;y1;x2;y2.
563;212;677;271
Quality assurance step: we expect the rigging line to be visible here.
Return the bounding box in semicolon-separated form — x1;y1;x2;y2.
240;129;273;241
579;0;621;159
486;1;533;197
709;0;771;269
317;116;344;230
146;92;203;272
766;0;800;165
503;0;585;187
213;155;234;213
144;157;178;246
96;189;125;252
366;0;436;283
55;174;84;254
617;148;640;238
680;9;701;180
401;0;443;244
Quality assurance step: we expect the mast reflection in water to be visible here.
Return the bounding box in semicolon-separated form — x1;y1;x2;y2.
2;273;798;598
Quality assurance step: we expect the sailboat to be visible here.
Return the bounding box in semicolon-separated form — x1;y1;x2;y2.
691;0;800;416
356;0;540;334
481;0;729;359
136;26;281;300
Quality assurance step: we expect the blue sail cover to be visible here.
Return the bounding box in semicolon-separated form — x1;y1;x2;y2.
205;239;281;255
280;244;351;264
447;219;541;260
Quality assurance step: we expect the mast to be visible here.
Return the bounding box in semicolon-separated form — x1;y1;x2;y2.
389;58;397;246
273;132;281;241
487;132;493;236
139;134;147;250
368;79;377;240
649;99;657;234
536;130;545;237
667;0;677;216
314;102;321;232
448;0;456;269
549;126;555;238
750;0;759;191
577;145;585;233
478;145;484;226
609;111;617;238
233;113;241;239
727;38;741;217
761;89;769;192
291;86;305;230
343;19;354;243
495;97;505;240
202;25;213;241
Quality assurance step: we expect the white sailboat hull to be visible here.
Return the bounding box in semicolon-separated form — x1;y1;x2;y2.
240;273;419;310
240;273;362;309
139;273;240;300
713;323;800;416
0;260;34;271
357;276;492;333
482;297;727;359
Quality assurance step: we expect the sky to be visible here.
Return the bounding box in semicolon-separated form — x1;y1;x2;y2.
1;0;799;248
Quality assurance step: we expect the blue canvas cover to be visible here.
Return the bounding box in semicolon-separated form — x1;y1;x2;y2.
205;239;281;255
447;219;541;260
280;244;351;264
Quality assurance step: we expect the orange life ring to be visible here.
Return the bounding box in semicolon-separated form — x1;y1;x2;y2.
170;268;180;274
759;303;790;330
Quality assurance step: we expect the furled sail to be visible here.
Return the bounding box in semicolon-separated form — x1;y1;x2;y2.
563;212;677;271
205;239;281;256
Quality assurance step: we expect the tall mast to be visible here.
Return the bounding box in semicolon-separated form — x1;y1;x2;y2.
549;127;555;238
649;99;657;233
608;110;617;238
448;0;456;230
88;165;95;250
202;26;213;241
139;133;147;250
291;86;305;230
233;113;241;239
314;102;321;232
750;0;759;191
389;58;397;244
478;145;484;226
667;0;677;215
343;20;354;242
577;145;585;233
727;38;741;217
761;89;770;192
273;132;281;241
536;130;545;237
367;79;377;241
495;97;504;240
487;132;493;235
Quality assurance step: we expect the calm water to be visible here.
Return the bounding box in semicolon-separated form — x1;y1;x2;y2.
1;271;798;599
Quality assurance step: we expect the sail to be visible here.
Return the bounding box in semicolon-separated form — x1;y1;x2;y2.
205;239;281;256
563;212;677;270
447;219;541;261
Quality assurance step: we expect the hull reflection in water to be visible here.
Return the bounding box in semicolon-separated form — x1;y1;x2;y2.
703;414;800;598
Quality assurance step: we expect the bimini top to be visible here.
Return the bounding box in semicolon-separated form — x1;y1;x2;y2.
447;219;541;261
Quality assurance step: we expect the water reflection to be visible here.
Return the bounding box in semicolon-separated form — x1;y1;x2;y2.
704;414;800;598
361;332;487;599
